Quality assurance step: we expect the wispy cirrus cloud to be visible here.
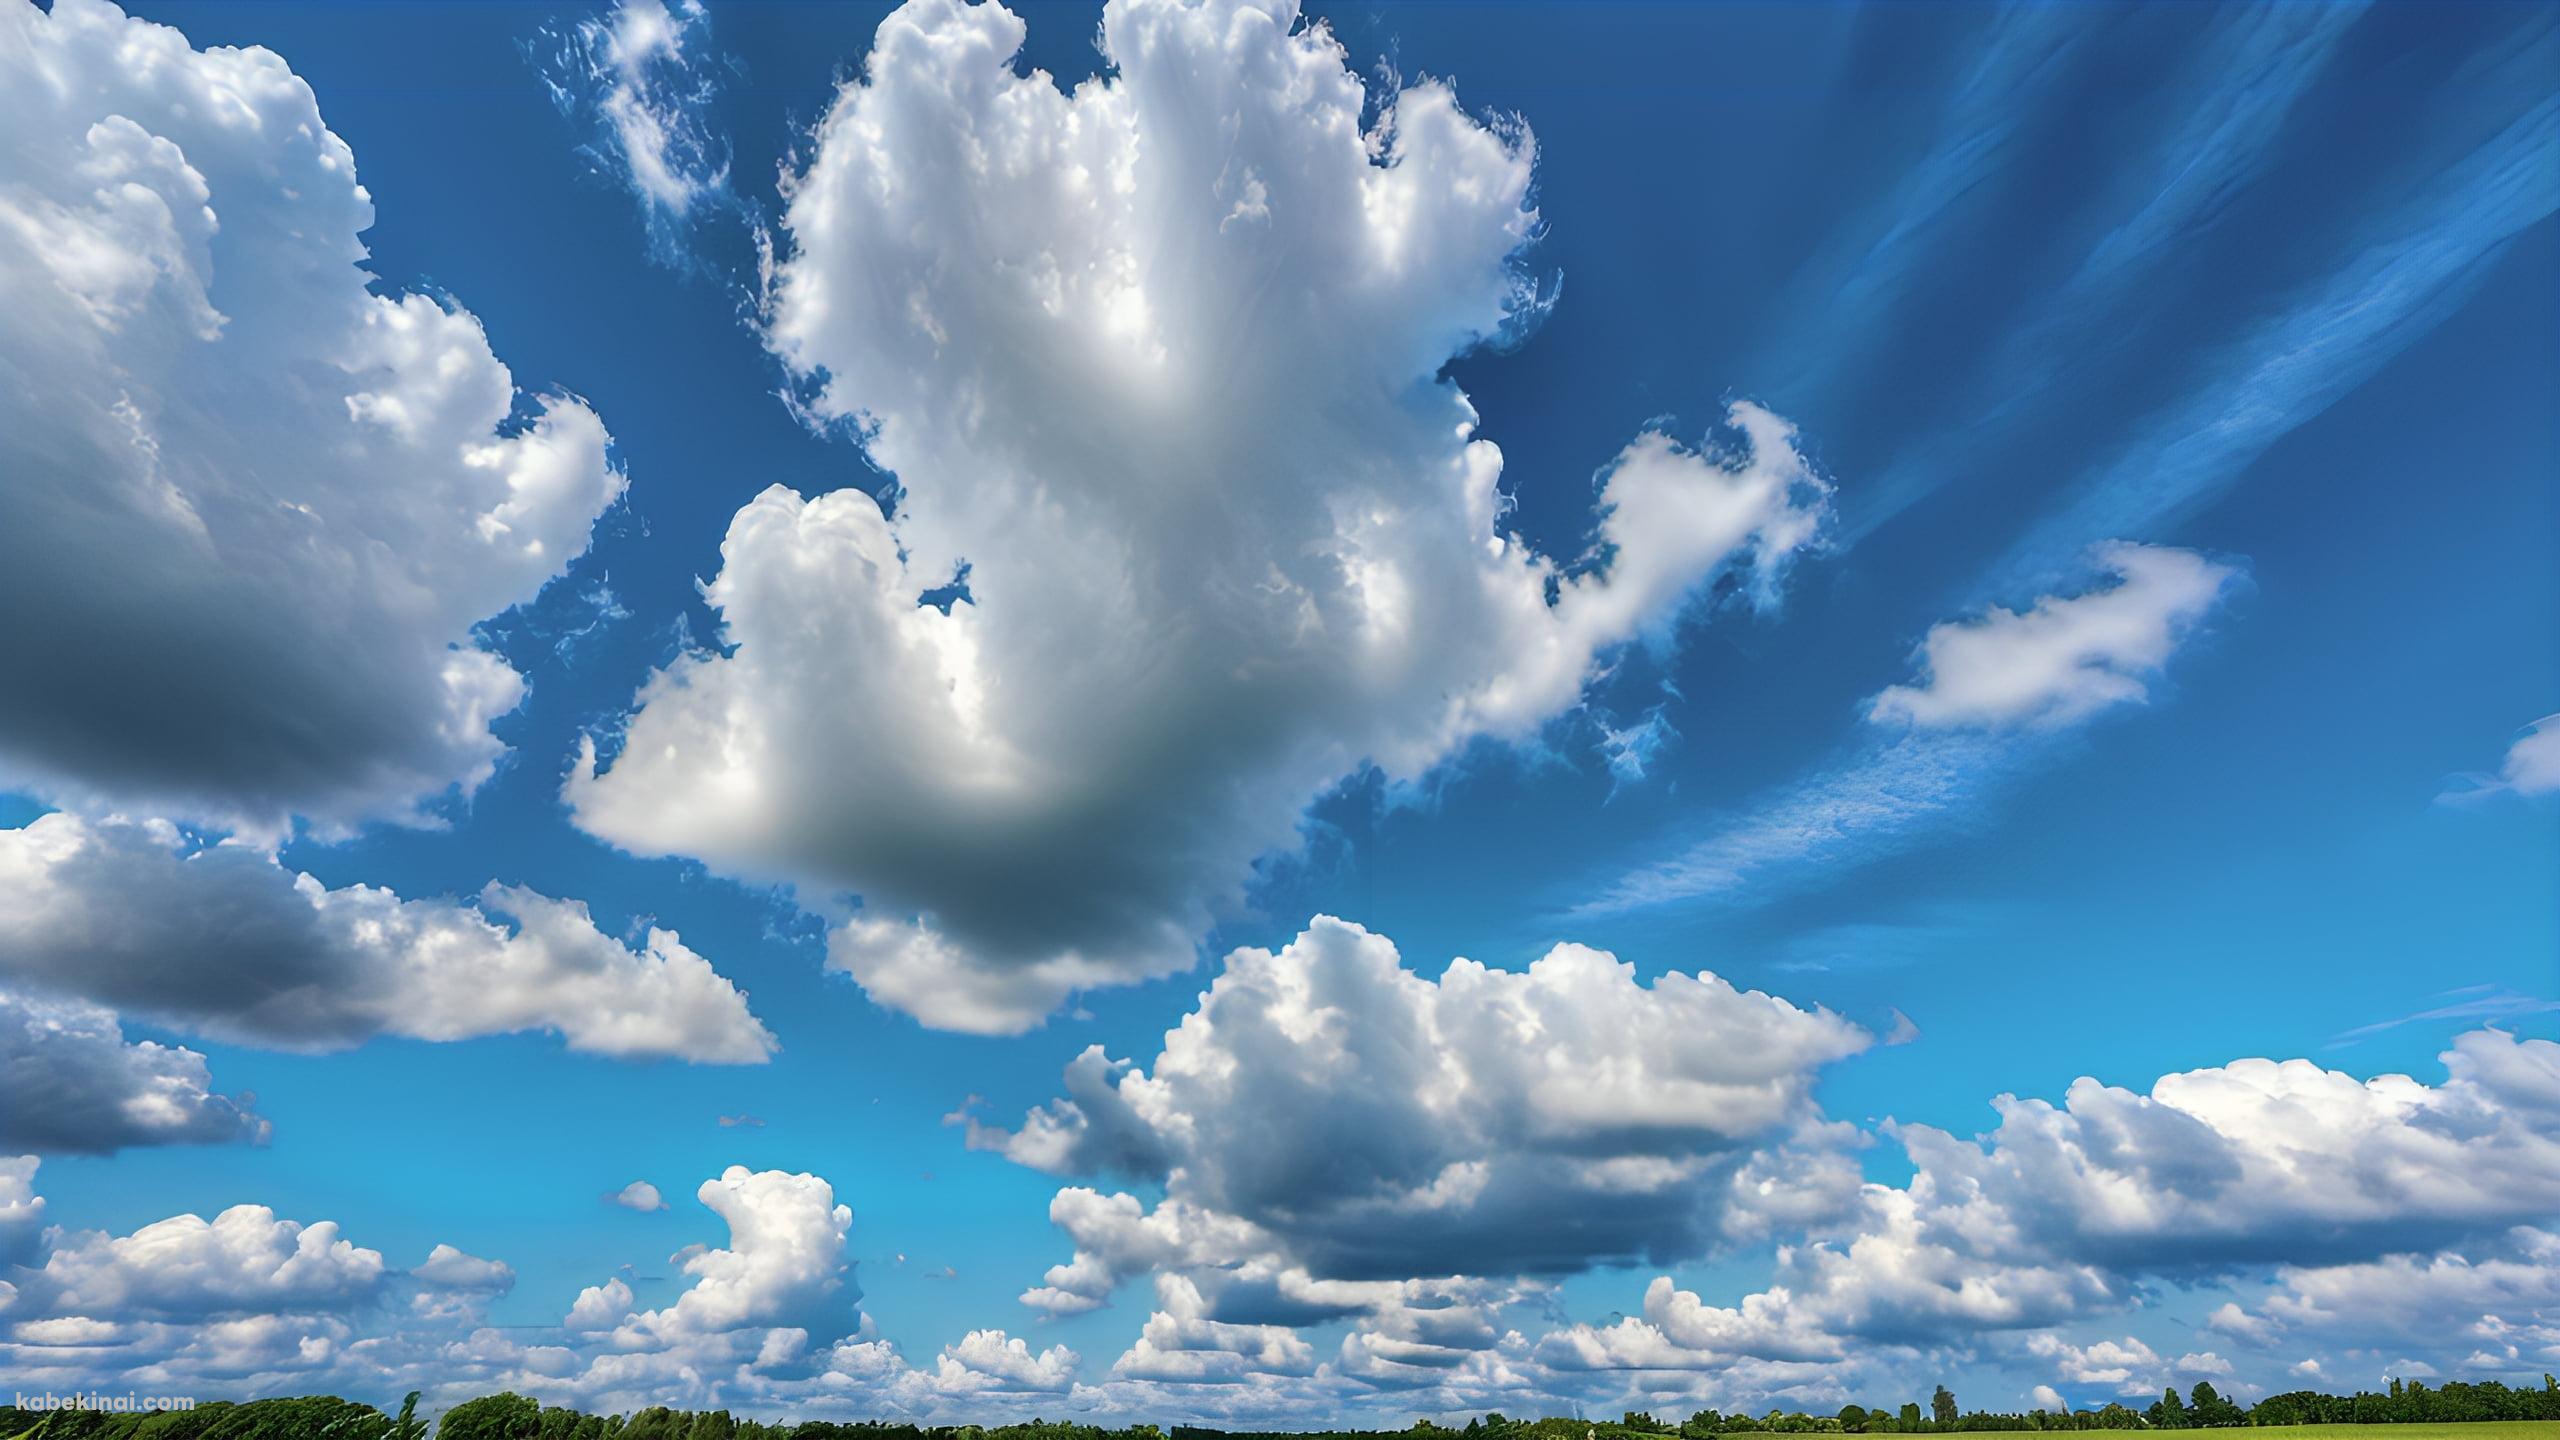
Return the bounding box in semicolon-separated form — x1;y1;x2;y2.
1766;4;2087;380
1845;2;2374;536
1576;25;2553;921
2328;984;2560;1048
1996;82;2559;588
1575;730;2004;917
532;0;740;267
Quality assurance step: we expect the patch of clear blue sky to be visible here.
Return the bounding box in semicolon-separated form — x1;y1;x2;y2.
30;0;2556;1386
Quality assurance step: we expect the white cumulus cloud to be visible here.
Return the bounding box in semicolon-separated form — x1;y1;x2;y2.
608;1180;671;1212
566;0;1833;1033
0;0;625;834
0;990;269;1154
0;812;775;1063
1545;1028;2560;1370
613;1166;855;1346
1871;543;2237;729
966;916;1870;1303
22;1204;389;1321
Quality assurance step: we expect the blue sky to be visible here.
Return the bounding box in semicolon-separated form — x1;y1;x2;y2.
0;0;2555;1423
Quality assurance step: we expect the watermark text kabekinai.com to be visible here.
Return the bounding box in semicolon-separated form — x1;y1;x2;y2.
14;1391;197;1413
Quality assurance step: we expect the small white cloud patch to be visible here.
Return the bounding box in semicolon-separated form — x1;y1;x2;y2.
1871;542;2237;729
608;1180;670;1212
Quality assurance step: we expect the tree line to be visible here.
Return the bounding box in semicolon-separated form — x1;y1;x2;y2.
2;1375;2555;1440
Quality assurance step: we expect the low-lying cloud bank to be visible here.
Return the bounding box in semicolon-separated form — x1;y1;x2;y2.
12;925;2543;1422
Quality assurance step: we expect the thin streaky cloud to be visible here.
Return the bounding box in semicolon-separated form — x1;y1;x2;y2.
1581;544;2233;917
2328;986;2560;1047
1998;86;2560;590
1766;3;2086;392
1579;59;2554;922
1572;730;2006;918
1845;1;2373;540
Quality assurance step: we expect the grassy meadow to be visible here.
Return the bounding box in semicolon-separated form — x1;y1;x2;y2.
2222;1414;2560;1424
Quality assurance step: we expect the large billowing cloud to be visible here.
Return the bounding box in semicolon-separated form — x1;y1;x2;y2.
1884;1027;2560;1270
1546;1028;2560;1373
0;990;269;1155
0;813;775;1063
0;0;627;834
964;916;1871;1305
566;0;1833;1033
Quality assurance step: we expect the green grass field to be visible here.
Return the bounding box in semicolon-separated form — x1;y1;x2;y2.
2230;1426;2560;1439
2222;1414;2560;1424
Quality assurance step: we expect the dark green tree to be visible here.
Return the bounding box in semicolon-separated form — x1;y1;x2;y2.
384;1395;429;1440
1930;1388;1957;1429
2186;1382;2242;1428
438;1394;541;1440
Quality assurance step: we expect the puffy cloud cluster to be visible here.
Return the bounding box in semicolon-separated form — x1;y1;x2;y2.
0;1165;521;1396
1113;1276;1318;1384
1542;1029;2560;1377
0;1159;1095;1418
932;1331;1082;1395
0;1158;517;1397
1871;543;2236;729
2202;1227;2560;1376
0;0;624;834
24;1207;388;1320
967;916;1871;1307
0;990;268;1155
606;1167;856;1345
0;813;774;1065
6;1066;2557;1422
1882;1028;2560;1269
2018;1335;2231;1399
567;0;1834;1032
